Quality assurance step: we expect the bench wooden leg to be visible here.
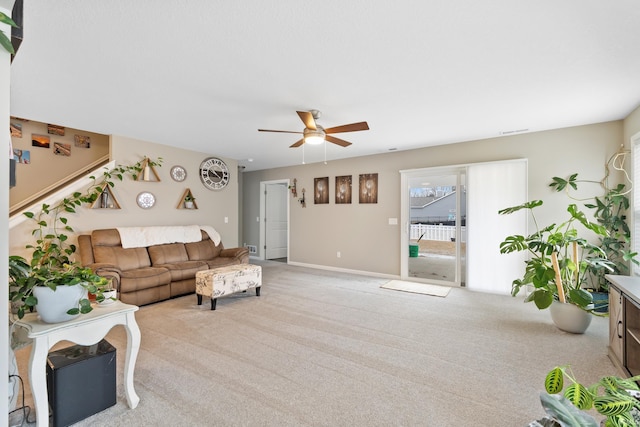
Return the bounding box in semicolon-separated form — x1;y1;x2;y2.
211;298;217;310
256;287;261;297
197;294;203;305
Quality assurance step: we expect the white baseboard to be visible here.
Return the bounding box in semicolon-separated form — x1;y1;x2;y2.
286;261;399;280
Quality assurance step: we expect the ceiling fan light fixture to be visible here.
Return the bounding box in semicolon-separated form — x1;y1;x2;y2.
303;128;325;145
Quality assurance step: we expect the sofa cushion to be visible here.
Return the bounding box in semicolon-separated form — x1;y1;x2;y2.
119;266;172;292
154;260;209;282
148;243;190;265
92;229;152;271
185;237;223;261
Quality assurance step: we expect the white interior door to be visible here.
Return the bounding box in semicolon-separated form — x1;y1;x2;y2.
265;183;288;259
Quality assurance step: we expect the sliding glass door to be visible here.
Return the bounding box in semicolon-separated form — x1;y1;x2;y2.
403;168;466;286
401;159;527;293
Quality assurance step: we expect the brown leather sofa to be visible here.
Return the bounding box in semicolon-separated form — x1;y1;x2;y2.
78;228;249;306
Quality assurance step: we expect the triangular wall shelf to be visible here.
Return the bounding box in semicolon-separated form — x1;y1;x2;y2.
177;188;198;210
90;183;121;209
136;157;161;182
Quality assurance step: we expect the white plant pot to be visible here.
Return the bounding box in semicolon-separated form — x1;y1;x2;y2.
549;301;593;334
33;285;87;323
98;289;117;306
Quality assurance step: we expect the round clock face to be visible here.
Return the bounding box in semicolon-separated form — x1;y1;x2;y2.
136;192;156;209
170;165;187;182
199;157;230;190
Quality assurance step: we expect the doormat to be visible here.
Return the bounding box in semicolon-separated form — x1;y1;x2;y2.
381;280;450;297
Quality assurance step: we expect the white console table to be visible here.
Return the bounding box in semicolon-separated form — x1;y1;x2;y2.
13;301;141;427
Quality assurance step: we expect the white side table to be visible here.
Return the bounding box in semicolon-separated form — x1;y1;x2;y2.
13;301;141;427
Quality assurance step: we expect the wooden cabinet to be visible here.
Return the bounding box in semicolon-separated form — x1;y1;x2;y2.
609;286;623;367
606;275;640;376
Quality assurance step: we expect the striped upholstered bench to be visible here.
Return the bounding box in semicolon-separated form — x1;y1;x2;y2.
195;264;261;310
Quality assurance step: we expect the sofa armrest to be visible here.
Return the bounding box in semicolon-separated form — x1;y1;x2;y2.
220;247;250;263
87;263;122;291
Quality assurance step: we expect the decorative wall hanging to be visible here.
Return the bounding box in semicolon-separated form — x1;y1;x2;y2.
74;134;91;148
47;124;65;136
170;165;187;182
289;178;297;197
31;134;50;148
299;188;306;207
10;122;22;138
314;177;329;204
53;142;71;156
136;191;156;209
359;173;378;204
13;149;29;164
335;175;352;204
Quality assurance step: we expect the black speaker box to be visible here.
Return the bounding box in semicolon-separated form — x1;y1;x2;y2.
46;339;117;427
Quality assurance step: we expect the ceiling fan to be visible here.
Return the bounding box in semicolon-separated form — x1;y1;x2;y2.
258;110;369;148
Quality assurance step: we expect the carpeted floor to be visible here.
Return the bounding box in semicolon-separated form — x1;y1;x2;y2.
12;261;615;426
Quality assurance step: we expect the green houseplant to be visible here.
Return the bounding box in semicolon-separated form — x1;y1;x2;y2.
531;365;640;427
550;173;639;293
499;200;614;314
9;157;163;321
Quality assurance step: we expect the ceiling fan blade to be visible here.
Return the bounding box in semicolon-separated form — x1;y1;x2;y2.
325;135;352;147
324;121;369;134
258;129;303;134
290;139;305;148
297;111;316;130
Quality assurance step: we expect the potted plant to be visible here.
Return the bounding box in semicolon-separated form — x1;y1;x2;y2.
550;173;639;312
499;200;614;333
184;193;195;209
8;157;162;322
10;262;110;322
530;365;640;426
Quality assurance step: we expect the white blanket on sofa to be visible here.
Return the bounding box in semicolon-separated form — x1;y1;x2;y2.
117;225;203;248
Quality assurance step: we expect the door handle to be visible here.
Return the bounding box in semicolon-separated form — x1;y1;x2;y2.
618;320;623;338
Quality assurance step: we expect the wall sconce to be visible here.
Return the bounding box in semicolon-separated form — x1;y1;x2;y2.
299;188;306;208
289;178;297;197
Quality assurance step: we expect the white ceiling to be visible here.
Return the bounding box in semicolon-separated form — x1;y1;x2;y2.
9;1;640;172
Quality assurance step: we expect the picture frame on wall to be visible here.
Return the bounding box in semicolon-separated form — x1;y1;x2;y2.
53;142;71;156
74;134;91;148
47;124;65;136
335;175;352;204
359;173;378;204
10;122;22;138
31;134;50;148
13;149;30;164
314;177;329;204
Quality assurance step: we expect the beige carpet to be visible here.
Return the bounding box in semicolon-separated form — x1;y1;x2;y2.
381;279;451;297
11;261;614;426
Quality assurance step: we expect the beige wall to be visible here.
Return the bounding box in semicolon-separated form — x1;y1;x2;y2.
10;119;109;206
624;103;640;144
243;121;623;276
9;135;240;260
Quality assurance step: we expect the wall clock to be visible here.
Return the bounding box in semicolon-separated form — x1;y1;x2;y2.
170;165;187;182
136;191;156;209
199;157;230;190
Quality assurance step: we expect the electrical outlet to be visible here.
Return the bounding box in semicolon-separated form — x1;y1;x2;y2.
337;251;341;258
224;217;228;223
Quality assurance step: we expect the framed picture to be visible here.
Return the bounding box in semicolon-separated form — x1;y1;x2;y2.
13;149;30;164
335;175;352;204
314;177;329;204
10;122;22;138
31;134;50;148
47;124;65;136
53;142;71;156
74;134;91;148
359;173;378;204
